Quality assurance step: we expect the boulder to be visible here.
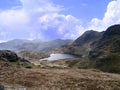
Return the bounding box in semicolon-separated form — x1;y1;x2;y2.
0;50;18;62
0;84;4;90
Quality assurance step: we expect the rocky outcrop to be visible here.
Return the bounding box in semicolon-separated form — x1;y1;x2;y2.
0;50;33;69
0;84;4;90
0;50;18;62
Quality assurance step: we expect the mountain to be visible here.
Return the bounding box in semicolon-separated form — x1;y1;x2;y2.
54;30;103;57
0;39;72;52
0;39;31;51
90;24;120;54
73;30;104;46
89;24;120;73
71;30;104;57
52;24;120;73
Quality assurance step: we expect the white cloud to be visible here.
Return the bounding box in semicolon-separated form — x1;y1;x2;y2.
0;9;29;29
0;31;9;41
1;0;120;41
88;0;120;31
0;0;85;40
20;0;63;13
81;3;87;7
103;0;120;25
37;13;83;39
0;40;7;43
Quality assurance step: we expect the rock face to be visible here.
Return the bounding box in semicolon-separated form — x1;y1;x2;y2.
0;50;33;69
89;24;120;73
0;50;18;62
0;84;4;90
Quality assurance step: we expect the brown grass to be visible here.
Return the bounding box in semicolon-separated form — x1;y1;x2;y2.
0;66;120;90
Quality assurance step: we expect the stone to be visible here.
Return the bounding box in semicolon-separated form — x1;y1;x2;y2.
0;84;4;90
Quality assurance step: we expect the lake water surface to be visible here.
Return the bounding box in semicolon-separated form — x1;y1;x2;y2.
40;53;78;61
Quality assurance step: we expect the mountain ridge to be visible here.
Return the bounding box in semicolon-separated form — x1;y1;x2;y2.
51;24;120;73
0;39;73;52
88;24;120;73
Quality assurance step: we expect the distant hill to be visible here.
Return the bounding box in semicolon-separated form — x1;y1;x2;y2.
0;39;72;52
0;39;31;51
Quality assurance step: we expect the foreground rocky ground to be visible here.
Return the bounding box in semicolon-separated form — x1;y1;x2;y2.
0;66;120;90
0;50;120;90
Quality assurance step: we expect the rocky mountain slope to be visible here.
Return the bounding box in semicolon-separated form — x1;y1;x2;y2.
89;24;120;73
89;24;120;55
53;30;103;57
51;24;120;73
71;30;104;57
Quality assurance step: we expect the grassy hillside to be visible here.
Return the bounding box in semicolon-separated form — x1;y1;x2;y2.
51;24;120;73
1;67;120;90
89;24;120;73
52;30;103;58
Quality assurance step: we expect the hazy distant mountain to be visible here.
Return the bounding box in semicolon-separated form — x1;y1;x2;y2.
0;39;72;52
0;39;31;51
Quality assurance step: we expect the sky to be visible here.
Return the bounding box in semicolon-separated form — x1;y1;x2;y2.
0;0;120;41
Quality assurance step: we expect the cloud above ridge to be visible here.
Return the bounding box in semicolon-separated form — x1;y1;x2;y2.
88;0;120;31
0;0;120;41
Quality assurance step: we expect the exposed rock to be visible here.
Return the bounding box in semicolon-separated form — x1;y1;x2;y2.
0;84;4;90
0;50;18;62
